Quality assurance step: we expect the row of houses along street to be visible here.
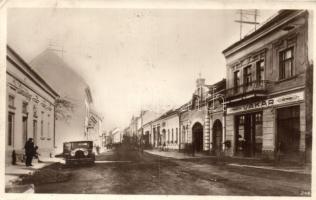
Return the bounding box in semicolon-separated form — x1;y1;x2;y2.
115;10;314;163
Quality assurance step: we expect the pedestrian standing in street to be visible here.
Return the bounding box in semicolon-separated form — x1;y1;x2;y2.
24;138;35;166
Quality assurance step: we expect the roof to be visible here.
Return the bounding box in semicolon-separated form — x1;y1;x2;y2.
7;45;59;98
222;10;306;56
157;108;179;120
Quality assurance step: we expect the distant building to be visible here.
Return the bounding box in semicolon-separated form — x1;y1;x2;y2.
30;49;96;153
154;109;180;150
87;108;103;150
178;77;212;153
6;46;59;164
111;128;123;144
222;10;313;162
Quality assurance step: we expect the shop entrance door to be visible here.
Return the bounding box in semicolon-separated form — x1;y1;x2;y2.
235;112;262;157
277;106;300;160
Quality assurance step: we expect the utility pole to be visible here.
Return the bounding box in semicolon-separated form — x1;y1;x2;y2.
235;9;260;40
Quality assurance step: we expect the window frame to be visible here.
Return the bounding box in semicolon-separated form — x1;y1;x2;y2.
279;47;294;80
243;65;252;86
256;59;265;82
8;95;15;109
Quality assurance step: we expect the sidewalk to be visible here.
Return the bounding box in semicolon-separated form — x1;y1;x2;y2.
5;157;64;193
145;149;214;159
145;149;311;175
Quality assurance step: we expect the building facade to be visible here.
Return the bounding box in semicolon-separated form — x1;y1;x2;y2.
30;49;95;154
6;46;59;165
222;10;313;162
111;128;123;144
178;77;214;153
156;109;180;150
86;108;103;151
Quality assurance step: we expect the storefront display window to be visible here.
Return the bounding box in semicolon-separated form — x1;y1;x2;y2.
235;112;263;157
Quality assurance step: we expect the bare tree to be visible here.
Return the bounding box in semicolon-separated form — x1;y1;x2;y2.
55;98;75;123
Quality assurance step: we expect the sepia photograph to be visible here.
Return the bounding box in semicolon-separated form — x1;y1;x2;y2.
1;0;314;198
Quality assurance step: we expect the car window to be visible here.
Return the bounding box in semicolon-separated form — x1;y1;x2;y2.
63;143;71;152
71;142;92;149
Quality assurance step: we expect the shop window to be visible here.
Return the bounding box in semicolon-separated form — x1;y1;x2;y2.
8;95;15;108
279;47;294;80
255;113;262;124
239;115;245;125
256;60;265;82
8;112;14;146
244;65;252;86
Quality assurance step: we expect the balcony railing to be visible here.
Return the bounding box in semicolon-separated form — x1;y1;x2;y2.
226;80;269;98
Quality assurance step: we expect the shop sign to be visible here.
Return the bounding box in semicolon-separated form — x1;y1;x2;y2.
227;91;304;114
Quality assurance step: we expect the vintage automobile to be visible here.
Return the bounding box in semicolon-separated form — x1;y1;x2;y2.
63;141;95;165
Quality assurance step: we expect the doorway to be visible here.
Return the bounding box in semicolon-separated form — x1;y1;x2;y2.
277;106;300;160
192;122;203;152
235;112;262;157
212;120;223;155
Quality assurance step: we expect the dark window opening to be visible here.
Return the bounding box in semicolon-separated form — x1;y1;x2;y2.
279;47;294;80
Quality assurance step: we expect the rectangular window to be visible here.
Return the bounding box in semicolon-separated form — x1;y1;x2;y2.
176;128;178;143
279;47;294;80
33;120;37;145
256;60;265;82
22;102;28;114
8;95;15;108
244;66;252;86
47;122;50;138
8;112;14;146
255;113;262;124
47;114;50;138
234;70;240;92
41;120;44;137
172;129;174;143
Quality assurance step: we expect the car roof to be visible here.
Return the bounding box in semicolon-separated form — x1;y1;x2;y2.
63;140;93;144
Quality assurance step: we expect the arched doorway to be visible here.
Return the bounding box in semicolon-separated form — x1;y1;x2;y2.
212;120;223;155
192;122;203;152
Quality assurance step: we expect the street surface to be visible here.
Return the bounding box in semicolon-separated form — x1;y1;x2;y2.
35;144;311;195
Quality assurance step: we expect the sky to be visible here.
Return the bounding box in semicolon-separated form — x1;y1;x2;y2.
7;8;277;131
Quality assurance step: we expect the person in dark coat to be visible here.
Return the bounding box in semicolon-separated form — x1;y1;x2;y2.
24;138;34;166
